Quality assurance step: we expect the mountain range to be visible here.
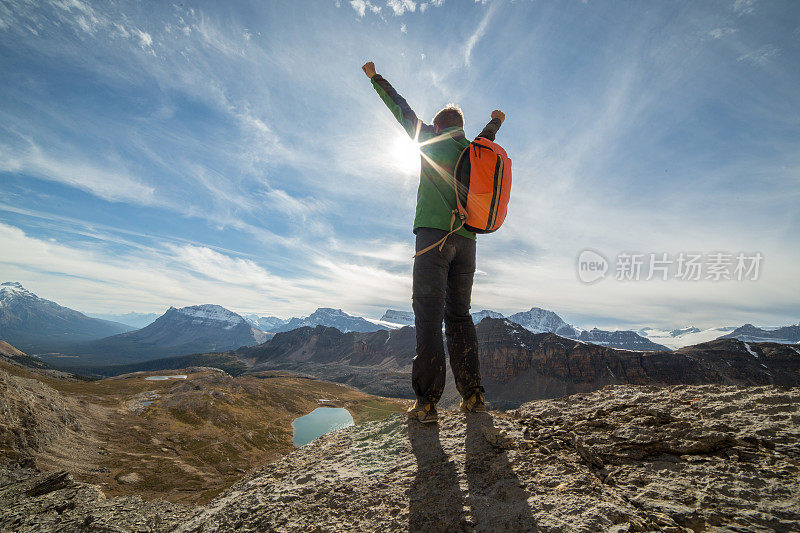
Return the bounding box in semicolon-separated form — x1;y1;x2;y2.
3;281;797;374
0;282;132;352
718;323;800;344
92;317;800;411
271;307;389;333
242;314;287;332
381;306;667;351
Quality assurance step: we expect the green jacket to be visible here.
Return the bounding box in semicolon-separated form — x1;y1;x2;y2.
371;74;502;241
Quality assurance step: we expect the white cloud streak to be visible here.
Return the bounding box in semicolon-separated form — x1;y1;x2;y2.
464;2;496;67
0;141;155;205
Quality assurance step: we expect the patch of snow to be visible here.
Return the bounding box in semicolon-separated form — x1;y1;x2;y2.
365;318;404;329
639;326;735;349
743;342;759;358
145;375;188;381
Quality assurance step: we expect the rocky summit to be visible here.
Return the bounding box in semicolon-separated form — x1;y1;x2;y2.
1;384;798;532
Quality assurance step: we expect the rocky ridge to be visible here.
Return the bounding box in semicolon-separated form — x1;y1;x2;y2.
273;308;389;334
720;323;800;344
0;367;90;467
80;318;800;411
1;384;798;531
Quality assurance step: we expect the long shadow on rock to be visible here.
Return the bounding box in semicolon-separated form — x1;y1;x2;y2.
465;412;537;532
408;420;471;532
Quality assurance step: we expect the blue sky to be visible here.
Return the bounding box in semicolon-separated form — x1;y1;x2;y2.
0;0;798;329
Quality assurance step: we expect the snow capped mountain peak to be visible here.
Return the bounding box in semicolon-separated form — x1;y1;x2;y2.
0;282;34;299
380;310;414;326
670;327;701;337
310;308;348;318
507;307;577;337
472;310;505;323
171;304;246;329
241;314;285;332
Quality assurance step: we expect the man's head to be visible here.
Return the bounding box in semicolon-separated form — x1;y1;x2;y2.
433;104;464;131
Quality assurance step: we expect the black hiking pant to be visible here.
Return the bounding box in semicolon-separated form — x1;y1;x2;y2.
412;227;484;405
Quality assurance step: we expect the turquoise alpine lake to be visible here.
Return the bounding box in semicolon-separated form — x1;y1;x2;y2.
292;407;354;447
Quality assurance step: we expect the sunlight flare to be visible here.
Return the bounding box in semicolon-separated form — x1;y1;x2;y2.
390;133;421;176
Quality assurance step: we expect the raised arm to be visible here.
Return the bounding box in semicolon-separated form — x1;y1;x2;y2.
476;110;505;141
363;61;434;140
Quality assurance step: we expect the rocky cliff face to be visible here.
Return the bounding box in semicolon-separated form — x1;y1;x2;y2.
3;385;798;532
477;319;800;408
242;325;416;369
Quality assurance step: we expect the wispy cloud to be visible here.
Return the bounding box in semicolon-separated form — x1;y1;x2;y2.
464;2;496;66
387;0;417;16
733;0;758;16
737;44;780;64
709;27;737;39
0;140;155;205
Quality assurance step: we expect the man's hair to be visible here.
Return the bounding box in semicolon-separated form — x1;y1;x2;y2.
432;104;464;130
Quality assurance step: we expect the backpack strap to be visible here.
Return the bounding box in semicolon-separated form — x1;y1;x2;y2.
412;210;465;259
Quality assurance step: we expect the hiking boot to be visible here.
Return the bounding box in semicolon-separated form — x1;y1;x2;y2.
460;391;487;413
407;400;438;423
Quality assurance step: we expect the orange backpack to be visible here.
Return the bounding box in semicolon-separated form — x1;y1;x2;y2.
454;137;512;233
413;137;512;258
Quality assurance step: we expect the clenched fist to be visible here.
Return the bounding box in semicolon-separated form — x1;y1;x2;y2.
491;110;506;123
362;61;376;78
